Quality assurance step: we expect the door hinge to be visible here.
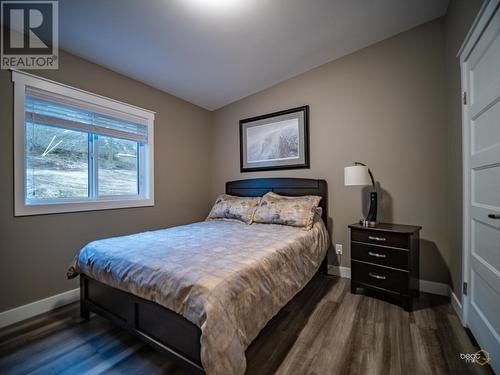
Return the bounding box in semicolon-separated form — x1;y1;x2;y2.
463;282;468;296
463;91;467;105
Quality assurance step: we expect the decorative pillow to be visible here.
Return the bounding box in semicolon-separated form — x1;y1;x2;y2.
207;194;261;224
253;192;322;229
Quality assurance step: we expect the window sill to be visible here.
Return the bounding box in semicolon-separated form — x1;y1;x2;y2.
14;198;155;216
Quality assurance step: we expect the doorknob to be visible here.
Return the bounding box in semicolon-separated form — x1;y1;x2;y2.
488;214;500;219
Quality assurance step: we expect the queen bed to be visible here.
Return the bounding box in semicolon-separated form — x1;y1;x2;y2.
70;178;329;375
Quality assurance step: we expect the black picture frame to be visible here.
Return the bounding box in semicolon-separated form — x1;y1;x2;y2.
239;105;310;172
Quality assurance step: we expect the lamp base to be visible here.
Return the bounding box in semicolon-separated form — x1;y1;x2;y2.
366;191;378;222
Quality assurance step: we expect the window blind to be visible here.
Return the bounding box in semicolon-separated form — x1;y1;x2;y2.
25;89;148;143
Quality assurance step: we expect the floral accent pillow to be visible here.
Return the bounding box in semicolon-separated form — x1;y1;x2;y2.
207;194;261;224
253;192;322;230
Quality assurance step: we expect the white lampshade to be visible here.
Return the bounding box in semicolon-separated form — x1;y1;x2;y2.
344;165;371;186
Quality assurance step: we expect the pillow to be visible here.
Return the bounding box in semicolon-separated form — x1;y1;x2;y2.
207;194;261;224
253;192;322;229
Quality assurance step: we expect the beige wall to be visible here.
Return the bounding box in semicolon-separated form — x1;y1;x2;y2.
0;50;213;312
211;19;451;283
444;0;483;301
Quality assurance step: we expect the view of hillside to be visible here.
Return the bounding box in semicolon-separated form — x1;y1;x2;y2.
25;123;138;199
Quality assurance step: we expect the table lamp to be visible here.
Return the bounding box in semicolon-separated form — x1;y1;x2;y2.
344;162;377;227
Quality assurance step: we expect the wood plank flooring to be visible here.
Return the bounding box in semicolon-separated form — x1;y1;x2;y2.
0;276;493;375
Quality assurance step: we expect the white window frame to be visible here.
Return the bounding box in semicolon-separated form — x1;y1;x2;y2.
12;70;155;216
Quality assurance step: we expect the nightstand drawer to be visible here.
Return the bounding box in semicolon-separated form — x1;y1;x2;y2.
351;260;408;294
351;229;408;249
351;242;408;270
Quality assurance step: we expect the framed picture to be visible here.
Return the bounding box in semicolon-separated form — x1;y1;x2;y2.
239;105;309;172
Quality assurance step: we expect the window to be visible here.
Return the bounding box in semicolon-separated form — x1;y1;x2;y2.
13;70;155;216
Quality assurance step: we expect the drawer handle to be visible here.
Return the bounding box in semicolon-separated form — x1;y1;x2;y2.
368;251;387;258
368;272;386;280
368;236;387;242
488;214;500;219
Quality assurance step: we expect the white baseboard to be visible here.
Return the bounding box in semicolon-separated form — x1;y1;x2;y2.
0;288;80;329
418;279;450;297
328;265;351;278
451;291;464;324
328;265;452;297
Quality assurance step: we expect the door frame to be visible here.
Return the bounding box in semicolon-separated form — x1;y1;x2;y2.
459;0;500;326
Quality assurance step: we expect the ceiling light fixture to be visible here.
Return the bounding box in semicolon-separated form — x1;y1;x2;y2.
184;0;248;15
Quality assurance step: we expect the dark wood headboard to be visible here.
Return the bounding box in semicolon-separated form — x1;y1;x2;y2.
226;178;328;225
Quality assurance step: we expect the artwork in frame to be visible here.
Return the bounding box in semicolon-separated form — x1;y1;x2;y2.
239;105;309;172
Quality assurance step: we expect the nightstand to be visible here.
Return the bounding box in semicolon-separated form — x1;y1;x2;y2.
349;223;421;311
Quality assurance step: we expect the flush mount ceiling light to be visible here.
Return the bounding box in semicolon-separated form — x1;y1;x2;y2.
184;0;249;14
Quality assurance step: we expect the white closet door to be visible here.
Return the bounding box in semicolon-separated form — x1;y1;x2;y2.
463;4;500;371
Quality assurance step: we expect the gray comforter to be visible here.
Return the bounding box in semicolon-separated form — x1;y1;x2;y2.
70;220;329;375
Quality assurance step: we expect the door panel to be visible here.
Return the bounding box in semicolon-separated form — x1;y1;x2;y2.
473;219;500;272
470;31;500;100
471;270;500;341
469;272;500;373
472;99;500;153
473;164;500;207
471;255;500;301
469;11;500;102
471;144;500;169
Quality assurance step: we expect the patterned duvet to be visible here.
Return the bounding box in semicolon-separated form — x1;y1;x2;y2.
70;220;329;375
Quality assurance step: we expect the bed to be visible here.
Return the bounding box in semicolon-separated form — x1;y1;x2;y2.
73;178;329;375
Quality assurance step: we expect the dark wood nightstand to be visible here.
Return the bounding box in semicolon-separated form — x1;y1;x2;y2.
349;223;421;311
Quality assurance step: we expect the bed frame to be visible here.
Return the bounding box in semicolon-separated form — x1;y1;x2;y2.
80;178;328;374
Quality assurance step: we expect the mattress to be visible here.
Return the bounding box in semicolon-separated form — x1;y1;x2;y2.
70;219;329;375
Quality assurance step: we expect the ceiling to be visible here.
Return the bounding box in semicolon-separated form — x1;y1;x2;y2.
58;0;449;110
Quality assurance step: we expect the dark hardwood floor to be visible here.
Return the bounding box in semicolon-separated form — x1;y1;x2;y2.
0;276;493;375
